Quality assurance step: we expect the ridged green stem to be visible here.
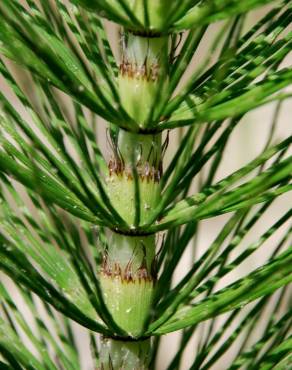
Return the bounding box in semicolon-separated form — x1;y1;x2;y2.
119;32;169;128
100;28;169;369
107;130;162;226
100;231;155;337
99;337;151;370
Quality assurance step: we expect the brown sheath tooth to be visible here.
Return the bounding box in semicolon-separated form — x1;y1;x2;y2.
101;257;154;284
108;159;161;184
120;60;160;82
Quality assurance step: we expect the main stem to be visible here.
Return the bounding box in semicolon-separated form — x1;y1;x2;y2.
99;30;169;369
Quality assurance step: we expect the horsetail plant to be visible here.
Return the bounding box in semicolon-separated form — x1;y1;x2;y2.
0;0;291;369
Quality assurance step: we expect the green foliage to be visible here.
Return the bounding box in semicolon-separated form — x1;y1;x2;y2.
0;0;291;369
149;245;292;334
174;0;279;30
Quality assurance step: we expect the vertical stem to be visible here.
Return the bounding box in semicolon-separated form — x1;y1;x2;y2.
99;27;169;369
119;32;169;129
107;131;162;227
99;337;151;370
100;231;156;337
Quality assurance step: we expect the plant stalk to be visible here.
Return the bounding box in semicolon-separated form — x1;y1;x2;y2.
99;337;151;370
99;28;169;369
